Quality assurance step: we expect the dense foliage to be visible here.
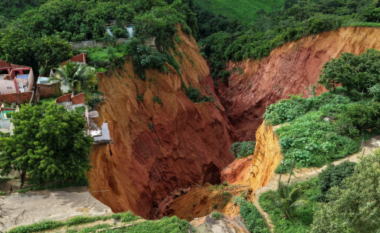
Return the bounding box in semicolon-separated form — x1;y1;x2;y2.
260;178;321;233
230;141;256;159
0;104;93;187
310;149;380;232
318;161;356;193
193;0;380;79
239;200;270;233
319;49;380;94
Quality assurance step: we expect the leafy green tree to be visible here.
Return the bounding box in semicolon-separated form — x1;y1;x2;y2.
266;181;308;222
318;49;380;94
310;149;380;233
0;28;73;81
51;61;97;95
0;104;93;187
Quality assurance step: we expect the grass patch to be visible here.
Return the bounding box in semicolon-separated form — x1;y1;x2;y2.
109;216;189;233
8;220;65;233
239;199;269;233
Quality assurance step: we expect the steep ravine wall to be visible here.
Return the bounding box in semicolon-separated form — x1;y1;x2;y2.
222;121;282;201
220;27;380;141
88;28;236;219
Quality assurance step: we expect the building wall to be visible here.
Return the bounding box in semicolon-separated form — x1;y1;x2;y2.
0;79;16;94
0;92;34;104
38;83;62;98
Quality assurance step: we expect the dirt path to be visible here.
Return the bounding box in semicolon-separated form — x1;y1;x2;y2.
253;135;380;232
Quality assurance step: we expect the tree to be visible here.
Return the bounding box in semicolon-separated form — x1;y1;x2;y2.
310;149;380;233
318;49;380;94
51;61;97;95
0;28;73;88
0;104;93;187
266;181;308;222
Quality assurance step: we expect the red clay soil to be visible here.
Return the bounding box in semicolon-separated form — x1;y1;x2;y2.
87;27;236;219
219;27;380;141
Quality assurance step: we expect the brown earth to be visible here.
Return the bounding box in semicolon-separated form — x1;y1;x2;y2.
87;26;236;219
221;122;282;203
219;27;380;141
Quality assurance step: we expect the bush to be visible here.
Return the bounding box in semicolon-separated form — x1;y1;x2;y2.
66;216;101;226
239;200;270;233
230;141;256;159
186;87;213;103
211;212;223;220
111;26;128;38
318;161;356;193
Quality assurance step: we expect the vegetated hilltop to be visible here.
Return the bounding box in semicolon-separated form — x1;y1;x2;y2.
219;27;380;141
88;26;236;219
192;0;285;24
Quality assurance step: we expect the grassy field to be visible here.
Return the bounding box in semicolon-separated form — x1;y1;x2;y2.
193;0;285;24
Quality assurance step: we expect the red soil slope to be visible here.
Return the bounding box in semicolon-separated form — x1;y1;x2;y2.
87;27;236;219
219;27;380;141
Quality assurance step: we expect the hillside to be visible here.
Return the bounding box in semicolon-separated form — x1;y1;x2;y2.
193;0;285;24
220;26;380;141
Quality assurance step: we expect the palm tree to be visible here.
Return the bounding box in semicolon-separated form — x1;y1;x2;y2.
50;61;97;95
266;181;308;222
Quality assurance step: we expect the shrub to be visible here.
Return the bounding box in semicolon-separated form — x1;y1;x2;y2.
318;161;356;193
66;216;101;226
239;200;270;233
153;96;162;104
0;191;5;195
17;188;31;193
230;141;256;159
186;87;213;103
211;212;223;220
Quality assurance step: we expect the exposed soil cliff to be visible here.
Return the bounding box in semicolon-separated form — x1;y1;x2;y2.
87;28;236;219
219;27;380;140
221;122;282;202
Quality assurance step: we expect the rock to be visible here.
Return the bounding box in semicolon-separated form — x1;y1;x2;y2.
190;214;249;233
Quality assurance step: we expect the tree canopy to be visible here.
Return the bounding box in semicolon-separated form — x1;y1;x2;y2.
0;103;93;187
310;149;380;232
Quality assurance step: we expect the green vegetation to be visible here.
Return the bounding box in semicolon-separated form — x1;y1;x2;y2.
194;0;380;79
211;211;223;220
310;149;380;232
230;141;256;159
0;191;6;195
265;182;308;222
8;211;141;233
153;96;162;105
0;103;93;187
8;220;65;233
260;179;319;233
318;161;356;195
239;199;270;233
264;50;380;169
193;0;285;24
186;87;213;103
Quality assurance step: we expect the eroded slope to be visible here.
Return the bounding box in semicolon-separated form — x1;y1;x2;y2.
220;27;380;140
87;28;236;219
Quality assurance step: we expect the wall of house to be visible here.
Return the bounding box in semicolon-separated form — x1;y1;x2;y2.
0;92;33;104
38;83;62;98
0;80;16;94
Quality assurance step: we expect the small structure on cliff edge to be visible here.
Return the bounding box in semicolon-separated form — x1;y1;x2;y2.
55;92;113;145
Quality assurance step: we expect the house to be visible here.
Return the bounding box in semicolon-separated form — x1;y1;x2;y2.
55;92;112;144
0;61;34;94
0;61;36;105
37;53;87;97
0;104;19;135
